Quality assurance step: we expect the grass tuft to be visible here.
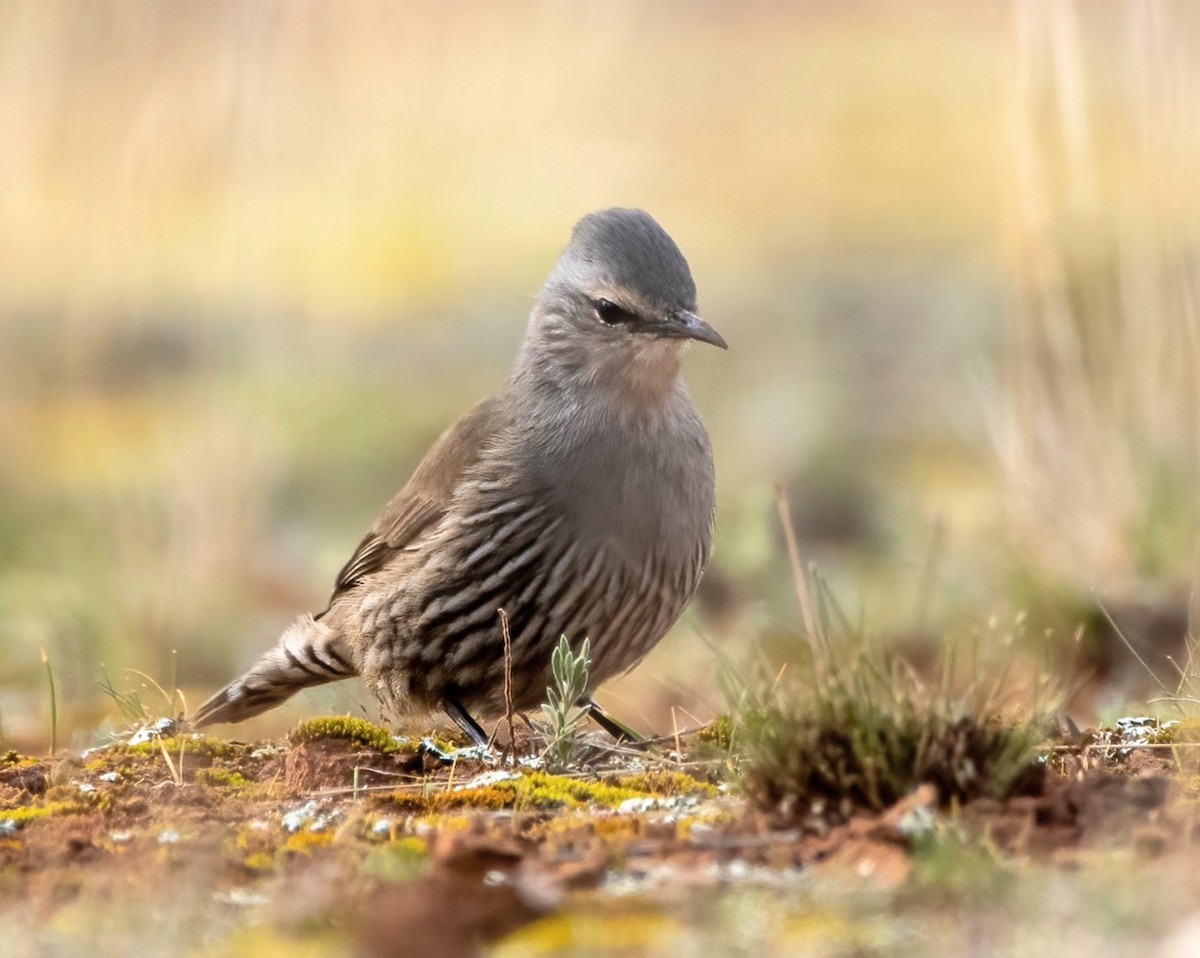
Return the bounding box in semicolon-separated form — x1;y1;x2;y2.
729;569;1051;826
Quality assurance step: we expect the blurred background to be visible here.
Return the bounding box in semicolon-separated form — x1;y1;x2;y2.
2;0;1199;750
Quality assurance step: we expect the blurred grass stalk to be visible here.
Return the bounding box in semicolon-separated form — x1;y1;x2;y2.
40;648;57;755
999;0;1200;596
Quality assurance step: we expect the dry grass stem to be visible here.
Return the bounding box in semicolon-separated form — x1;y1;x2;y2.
499;608;517;764
773;483;822;663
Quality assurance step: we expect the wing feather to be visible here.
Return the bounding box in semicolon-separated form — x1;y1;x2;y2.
316;395;506;616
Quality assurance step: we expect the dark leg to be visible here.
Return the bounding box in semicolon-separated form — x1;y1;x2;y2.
443;698;491;749
580;697;647;746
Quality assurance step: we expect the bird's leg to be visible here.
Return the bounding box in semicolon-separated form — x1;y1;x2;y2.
443;698;491;749
580;697;647;747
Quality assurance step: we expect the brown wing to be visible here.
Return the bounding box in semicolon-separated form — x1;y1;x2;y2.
316;395;506;617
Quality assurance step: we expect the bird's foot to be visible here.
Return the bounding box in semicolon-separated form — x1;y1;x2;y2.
580;697;649;749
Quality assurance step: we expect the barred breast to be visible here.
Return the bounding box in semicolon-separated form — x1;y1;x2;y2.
356;409;714;718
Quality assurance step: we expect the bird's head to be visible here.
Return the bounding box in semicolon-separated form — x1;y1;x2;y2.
523;210;726;388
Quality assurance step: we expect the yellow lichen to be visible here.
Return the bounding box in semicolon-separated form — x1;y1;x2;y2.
204;925;344;957
381;772;647;814
590;816;643;841
84;758;119;776
283;831;334;854
0;800;87;825
232;822;279;869
242;852;275;873
493;911;679;956
411;814;473;833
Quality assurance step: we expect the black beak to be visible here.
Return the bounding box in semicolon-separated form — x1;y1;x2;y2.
658;310;728;349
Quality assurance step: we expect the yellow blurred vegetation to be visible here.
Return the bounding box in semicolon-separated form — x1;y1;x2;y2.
1;0;1199;747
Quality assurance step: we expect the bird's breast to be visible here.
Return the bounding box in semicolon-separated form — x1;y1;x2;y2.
533;393;715;572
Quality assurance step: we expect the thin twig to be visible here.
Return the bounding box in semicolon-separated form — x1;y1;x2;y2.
499;608;517;766
157;736;183;787
1093;593;1172;695
126;668;181;716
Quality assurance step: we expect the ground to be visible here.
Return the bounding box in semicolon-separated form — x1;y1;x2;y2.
3;715;1200;958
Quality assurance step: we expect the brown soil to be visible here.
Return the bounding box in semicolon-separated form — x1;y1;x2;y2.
0;723;1191;957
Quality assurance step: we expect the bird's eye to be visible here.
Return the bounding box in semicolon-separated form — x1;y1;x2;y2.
593;298;639;327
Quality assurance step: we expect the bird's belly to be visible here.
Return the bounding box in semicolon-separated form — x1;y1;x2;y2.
364;504;703;716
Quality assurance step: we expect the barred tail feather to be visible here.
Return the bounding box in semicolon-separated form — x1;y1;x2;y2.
192;615;358;727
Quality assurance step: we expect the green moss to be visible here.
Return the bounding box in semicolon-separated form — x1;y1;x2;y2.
411;813;473;833
609;770;718;798
361;837;428;881
0;751;38;769
1145;718;1200;777
233;825;277;860
121;735;242;761
697;715;735;751
382;792;438;815
288;716;403;753
459;772;646;810
197;767;249;790
909;826;1013;901
44;783;101;805
1147;718;1200;745
0;800;87;826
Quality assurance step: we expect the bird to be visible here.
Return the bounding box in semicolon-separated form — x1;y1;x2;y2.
192;208;726;745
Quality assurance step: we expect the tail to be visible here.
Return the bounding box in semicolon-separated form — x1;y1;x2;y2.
192;615;358;727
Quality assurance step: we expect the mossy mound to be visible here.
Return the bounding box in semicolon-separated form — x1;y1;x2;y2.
288;716;406;753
